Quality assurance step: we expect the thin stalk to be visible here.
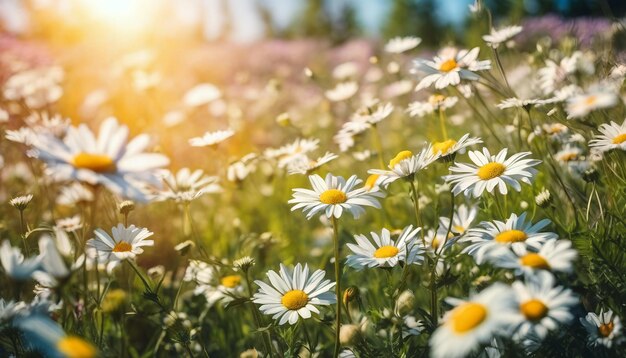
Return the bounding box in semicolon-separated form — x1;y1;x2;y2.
438;108;448;140
244;271;273;358
370;124;386;169
408;179;425;245
331;216;342;358
19;210;29;255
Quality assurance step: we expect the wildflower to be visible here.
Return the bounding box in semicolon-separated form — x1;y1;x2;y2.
566;87;618;119
431;134;483;160
403;315;424;338
182;83;221;107
445;148;541;197
538;52;594;95
118;200;135;215
0;240;41;280
385;36;421;53
589;119;626;153
265;138;319;169
438;204;478;236
289;173;384;219
511;272;578;340
227;154;258;182
423;229;455;255
492;239;577;275
2;66;64;109
32;117;169;201
534;188;552;208
368;146;440;186
325;82;358;102
406;94;458;117
184;260;244;307
413;47;491;91
287;152;338;175
10;194;33;210
430;283;518;358
395;290;416;316
343;286;359;305
339;324;361;345
32;235;84;287
233;256;255;272
188;128;234;147
155;168;221;202
483;26;523;48
580;309;623;348
56;215;83;232
86;224;154;272
253;263;336;325
57;183;94;206
497;97;546;110
345;226;424;270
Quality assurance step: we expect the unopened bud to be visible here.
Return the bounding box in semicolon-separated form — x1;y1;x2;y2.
118;200;135;215
582;168;599;183
233;256;255;272
535;188;552;208
394;290;415;316
174;240;195;256
339;324;360;346
343;286;359;305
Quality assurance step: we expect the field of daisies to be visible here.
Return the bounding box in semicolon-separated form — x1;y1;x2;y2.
1;3;626;358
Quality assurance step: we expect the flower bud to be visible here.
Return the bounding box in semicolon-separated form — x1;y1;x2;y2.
343;286;359;305
118;200;135;215
339;324;360;346
535;188;552;208
394;290;415;316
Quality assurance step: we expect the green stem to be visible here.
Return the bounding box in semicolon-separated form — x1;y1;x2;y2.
19;210;29;256
438;108;448;140
331;216;342;358
408;179;425;245
371;124;386;169
245;271;274;358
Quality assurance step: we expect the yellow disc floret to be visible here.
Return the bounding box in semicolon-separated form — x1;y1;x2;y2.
612;133;626;145
477;162;506;180
520;299;549;321
389;150;413;169
432;139;457;155
72;153;115;173
494;230;528;243
599;322;615;337
373;245;400;258
220;275;241;288
57;336;97;358
520;253;550;270
320;189;347;204
281;290;309;310
112;241;132;252
439;58;458;72
450;302;487;333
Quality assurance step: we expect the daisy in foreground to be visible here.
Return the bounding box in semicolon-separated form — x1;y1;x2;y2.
253;263;335;325
368;146;440;186
32;117;169;201
413;47;491;90
445;148;541;197
430;283;518;358
580;309;623;348
345;226;423;270
461;212;557;264
589;119;626;153
511;272;578;341
86;224;154;272
289;173;384;219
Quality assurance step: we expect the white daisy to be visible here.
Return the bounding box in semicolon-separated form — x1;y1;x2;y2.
406;94;458;117
589;119;626;153
325;82;358;102
56;215;83;232
287;152;338;175
492;239;577;275
423;228;456;255
351;102;394;126
461;212;557;264
345;226;424;270
155;168;221;202
86;224;154;272
413;47;491;91
445;148;541;197
385;36;421;53
32;117;169;201
9;194;33;210
439;204;478;236
183;260;244;307
368;146;440;186
431;134;483;160
32;235;84;288
430;283;518;358
554;145;583;164
56;183;94;206
182;83;221;107
265;138;320;169
580;309;623;348
0;240;41;280
332;62;359;80
2;66;64;109
289;173;384;219
566;88;618;119
511;271;578;340
482;25;523;48
497;97;546;110
227;153;258;182
253;263;336;325
188;128;234;147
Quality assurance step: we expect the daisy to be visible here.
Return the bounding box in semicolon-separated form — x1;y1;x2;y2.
511;272;578;340
439;204;478;236
227;154;258;182
554;145;583;164
413;47;491;91
86;224;154;272
445;148;541;197
183;260;244;307
430;134;483;160
56;215;83;232
56;183;94;206
0;240;41;280
253;263;336;325
325;82;358;102
9;194;33;210
33;236;84;288
589;119;626;153
580;309;623;348
482;25;523;48
345;226;423;270
155;168;221;202
265;138;320;169
406;94;458;118
287;152;338;175
32;117;169;201
332;62;359;80
182;83;221;107
423;228;456;255
351;102;394;126
368;146;440;186
497;97;546;110
492;239;577;275
461;212;557;264
430;283;518;358
188;128;234;147
289;173;384;219
385;36;421;53
566;88;618;119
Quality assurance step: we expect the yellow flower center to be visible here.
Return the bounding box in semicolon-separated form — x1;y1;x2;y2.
450;302;487;333
112;241;132;252
389;150;413;168
431;238;440;250
364;174;380;191
599;322;615;337
373;245;400;258
558;153;578;162
319;189;347;204
520;299;549;321
429;94;446;105
494;229;528;243
72;153;116;173
453;225;466;234
432;139;457;155
281;289;309;310
57;336;97;358
439;58;458;72
520;253;551;269
585;95;597;105
612;133;626;145
477;162;506;180
220;275;241;288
